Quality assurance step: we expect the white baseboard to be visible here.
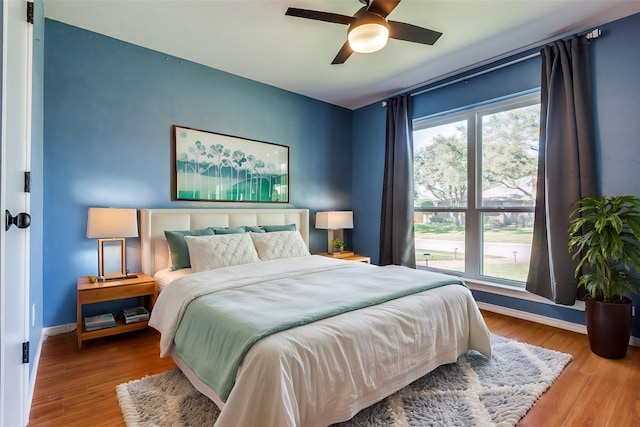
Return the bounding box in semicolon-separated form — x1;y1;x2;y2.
477;301;587;334
478;301;640;347
44;323;76;336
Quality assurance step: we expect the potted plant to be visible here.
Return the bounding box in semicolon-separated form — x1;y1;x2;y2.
331;239;345;255
568;195;640;359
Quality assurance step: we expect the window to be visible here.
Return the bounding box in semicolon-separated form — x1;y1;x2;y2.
413;92;540;286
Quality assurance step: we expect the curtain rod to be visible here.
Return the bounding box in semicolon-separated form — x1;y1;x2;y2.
382;28;601;105
410;52;540;98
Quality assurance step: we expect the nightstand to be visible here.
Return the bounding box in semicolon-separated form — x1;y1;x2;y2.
318;251;371;264
76;273;157;350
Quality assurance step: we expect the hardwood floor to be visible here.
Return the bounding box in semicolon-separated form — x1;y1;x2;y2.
28;328;176;427
485;311;640;426
28;312;640;426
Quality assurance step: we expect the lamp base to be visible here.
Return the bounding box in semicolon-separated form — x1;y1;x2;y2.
326;229;345;253
96;237;131;281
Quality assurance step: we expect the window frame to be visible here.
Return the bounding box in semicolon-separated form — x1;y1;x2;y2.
413;91;540;287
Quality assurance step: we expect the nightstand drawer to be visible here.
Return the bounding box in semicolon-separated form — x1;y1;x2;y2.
80;281;155;304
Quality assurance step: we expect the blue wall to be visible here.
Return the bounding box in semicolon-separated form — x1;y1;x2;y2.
591;13;640;197
43;20;353;327
352;102;386;259
352;12;640;336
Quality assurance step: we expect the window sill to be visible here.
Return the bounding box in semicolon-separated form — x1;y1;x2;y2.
464;277;585;312
416;265;585;311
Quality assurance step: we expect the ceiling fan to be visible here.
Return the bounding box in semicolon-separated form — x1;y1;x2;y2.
285;0;442;64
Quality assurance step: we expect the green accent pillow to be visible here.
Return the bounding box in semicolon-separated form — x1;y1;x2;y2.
165;228;215;270
213;226;247;235
262;224;296;232
244;226;266;233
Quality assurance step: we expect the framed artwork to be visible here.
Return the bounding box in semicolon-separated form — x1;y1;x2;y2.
173;125;289;203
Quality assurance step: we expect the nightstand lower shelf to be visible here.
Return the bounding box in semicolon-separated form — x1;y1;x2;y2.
80;319;150;341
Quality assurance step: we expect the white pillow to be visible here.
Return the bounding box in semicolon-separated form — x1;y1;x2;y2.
184;233;259;272
250;231;310;261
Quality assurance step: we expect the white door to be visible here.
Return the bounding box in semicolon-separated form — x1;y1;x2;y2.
1;0;32;425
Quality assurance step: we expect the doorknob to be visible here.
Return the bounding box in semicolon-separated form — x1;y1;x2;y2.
5;210;31;231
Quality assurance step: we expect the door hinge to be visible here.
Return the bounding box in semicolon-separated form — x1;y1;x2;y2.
24;171;31;193
22;342;30;364
27;2;34;24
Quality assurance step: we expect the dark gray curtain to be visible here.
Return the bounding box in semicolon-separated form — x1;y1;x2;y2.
379;95;416;267
526;35;598;304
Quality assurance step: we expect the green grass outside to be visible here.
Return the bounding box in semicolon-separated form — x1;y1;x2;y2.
414;223;532;243
414;249;529;282
415;250;503;262
415;249;465;272
482;227;534;243
416;249;464;262
482;263;529;282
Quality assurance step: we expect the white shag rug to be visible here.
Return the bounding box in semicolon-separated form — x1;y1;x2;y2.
117;334;572;426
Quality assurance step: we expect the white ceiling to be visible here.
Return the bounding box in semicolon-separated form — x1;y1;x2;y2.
43;0;640;110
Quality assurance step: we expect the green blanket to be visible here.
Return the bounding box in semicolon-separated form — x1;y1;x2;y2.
174;265;464;401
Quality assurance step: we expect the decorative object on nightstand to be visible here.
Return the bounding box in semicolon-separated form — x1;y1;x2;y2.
331;238;346;255
316;211;353;253
87;207;138;281
76;273;157;350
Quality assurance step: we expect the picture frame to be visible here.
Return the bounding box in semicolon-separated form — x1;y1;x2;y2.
173;125;289;203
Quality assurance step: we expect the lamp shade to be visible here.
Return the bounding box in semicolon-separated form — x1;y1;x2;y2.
315;211;354;230
87;207;138;238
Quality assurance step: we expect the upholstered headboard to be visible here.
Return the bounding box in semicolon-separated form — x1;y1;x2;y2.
140;208;310;276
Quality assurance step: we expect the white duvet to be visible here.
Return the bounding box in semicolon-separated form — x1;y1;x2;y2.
150;255;492;427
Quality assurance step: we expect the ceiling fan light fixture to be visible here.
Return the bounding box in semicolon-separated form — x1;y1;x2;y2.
347;12;390;54
285;0;442;64
348;23;389;53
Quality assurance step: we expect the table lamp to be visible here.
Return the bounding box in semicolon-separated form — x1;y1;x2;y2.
315;211;353;253
87;207;138;281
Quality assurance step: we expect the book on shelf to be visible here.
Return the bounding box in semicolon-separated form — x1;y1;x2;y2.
122;306;150;324
85;313;116;331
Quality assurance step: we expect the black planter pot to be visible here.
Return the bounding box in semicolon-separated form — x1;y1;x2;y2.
585;296;632;359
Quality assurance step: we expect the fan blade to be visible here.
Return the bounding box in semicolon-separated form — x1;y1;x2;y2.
332;41;354;64
388;21;442;45
285;8;354;25
367;0;401;18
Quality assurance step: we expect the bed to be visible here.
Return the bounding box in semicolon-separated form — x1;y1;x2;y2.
142;208;491;427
